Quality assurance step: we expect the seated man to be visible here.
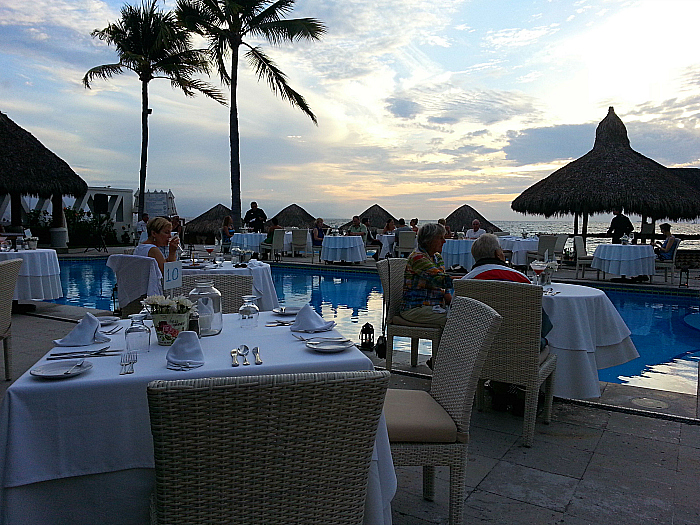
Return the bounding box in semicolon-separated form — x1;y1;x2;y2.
465;219;486;239
394;218;412;233
347;215;367;243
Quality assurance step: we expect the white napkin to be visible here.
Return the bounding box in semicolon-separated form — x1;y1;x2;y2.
53;313;111;346
166;331;205;370
247;259;265;268
290;305;336;333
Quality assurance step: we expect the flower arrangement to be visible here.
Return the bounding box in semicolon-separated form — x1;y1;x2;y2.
142;295;196;315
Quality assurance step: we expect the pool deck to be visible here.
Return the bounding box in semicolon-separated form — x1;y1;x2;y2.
16;246;698;523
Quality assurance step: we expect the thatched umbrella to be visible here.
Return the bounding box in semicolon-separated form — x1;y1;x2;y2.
445;204;501;234
341;204;396;230
268;204;315;228
0;111;87;228
511;107;700;236
184;203;232;244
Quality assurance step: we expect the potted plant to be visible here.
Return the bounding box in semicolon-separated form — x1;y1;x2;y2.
142;295;195;345
26;237;39;250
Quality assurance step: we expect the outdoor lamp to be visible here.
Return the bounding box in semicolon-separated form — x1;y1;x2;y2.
359;322;374;349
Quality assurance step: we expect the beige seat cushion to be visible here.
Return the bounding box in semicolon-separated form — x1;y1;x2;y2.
390;314;438;328
384;389;457;443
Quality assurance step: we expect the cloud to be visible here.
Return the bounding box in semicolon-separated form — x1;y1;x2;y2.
503;124;595;164
482;25;560;50
385;98;423;119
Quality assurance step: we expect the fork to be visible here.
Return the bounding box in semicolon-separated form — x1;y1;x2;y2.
101;326;123;335
127;352;137;374
119;352;129;375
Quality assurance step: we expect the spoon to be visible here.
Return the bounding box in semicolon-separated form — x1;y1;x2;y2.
64;359;85;375
231;348;239;367
238;345;250;365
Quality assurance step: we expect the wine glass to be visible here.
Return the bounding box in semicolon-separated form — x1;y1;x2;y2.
204;245;215;261
529;261;547;286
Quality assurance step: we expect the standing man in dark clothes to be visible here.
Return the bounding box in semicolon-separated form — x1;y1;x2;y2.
243;202;267;233
607;208;634;244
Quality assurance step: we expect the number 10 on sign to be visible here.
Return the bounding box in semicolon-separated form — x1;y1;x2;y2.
164;261;182;290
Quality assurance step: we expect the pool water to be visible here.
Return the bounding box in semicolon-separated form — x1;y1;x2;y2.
50;259;700;394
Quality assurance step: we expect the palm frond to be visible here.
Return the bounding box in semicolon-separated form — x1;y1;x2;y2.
244;45;317;124
82;63;125;88
252;18;326;44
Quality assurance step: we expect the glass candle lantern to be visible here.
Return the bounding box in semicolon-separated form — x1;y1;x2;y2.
188;280;223;336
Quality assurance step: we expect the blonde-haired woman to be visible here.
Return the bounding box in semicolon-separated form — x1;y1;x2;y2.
133;217;179;274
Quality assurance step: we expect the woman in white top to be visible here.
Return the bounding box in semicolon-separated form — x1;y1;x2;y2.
133;216;179;274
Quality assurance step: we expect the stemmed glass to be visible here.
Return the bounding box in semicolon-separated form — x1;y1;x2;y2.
529;261;548;286
204;246;215;261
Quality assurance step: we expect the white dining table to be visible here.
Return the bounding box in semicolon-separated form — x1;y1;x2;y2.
376;234;395;259
320;236;366;263
542;283;639;399
498;236;539;266
0;249;62;300
591;244;655;277
182;261;279;311
441;239;476;270
0;312;395;525
231;232;267;251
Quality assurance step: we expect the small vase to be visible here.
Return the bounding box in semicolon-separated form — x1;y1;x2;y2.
151;313;190;346
27;240;38;250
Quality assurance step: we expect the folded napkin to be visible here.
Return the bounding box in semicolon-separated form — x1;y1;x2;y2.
247;259;265;268
54;313;111;346
290;305;335;333
166;331;205;370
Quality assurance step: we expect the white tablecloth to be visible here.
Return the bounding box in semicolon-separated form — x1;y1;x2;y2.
591;244;655;277
376;234;395;259
283;230;312;254
0;313;395;525
0;249;62;300
231;232;266;251
442;239;475;270
321;236;366;263
542;283;639;399
182;261;279;311
498;237;539;266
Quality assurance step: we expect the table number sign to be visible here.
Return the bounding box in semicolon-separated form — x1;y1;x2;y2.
163;261;182;290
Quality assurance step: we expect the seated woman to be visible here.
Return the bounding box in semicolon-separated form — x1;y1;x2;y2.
312;217;325;247
399;223;452;329
263;217;283;244
437;218;452;238
133;216;180;275
220;216;234;253
410;218;419;233
382;218;396;234
654;223;676;260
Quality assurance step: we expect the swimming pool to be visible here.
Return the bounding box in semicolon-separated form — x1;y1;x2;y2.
50;259;700;394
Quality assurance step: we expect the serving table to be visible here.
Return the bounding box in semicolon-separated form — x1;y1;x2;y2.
0;249;62;300
542;283;639;399
591;244;655;277
182;261;279;311
320;236;366;263
0;313;395;525
498;236;539;267
442;239;476;270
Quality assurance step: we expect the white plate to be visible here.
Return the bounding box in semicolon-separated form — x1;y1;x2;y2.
273;307;302;316
99;316;120;326
306;340;354;353
30;360;93;379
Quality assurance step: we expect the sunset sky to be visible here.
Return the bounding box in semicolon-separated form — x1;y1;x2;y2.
2;0;699;221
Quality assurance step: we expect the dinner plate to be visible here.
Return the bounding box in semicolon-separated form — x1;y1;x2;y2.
30;360;93;379
98;316;120;326
272;307;302;316
306;340;354;353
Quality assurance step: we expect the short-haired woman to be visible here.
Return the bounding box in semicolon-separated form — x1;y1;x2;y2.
133;217;179;274
312;218;325;247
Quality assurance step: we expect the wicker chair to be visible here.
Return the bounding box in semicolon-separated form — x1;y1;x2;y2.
260;228;285;262
574;236;596;279
654;238;681;283
173;274;253;314
376;258;443;370
0;259;22;380
453;279;557;447
384;296;502;525
526;234;558;265
147;370;390;525
395;230;416;257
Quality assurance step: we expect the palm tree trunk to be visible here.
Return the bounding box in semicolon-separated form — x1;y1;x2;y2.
230;47;242;230
138;79;149;219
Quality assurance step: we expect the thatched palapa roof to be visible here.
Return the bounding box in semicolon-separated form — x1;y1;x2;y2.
185;203;232;237
268;204;315;228
445;205;501;233
341;204;396;230
511;107;700;223
0;111;87;197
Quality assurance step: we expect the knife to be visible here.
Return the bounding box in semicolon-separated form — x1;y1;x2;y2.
51;346;111;356
47;352;123;360
252;346;263;365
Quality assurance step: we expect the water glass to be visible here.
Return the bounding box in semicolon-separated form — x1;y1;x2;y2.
239;295;260;329
214;254;224;267
125;314;151;353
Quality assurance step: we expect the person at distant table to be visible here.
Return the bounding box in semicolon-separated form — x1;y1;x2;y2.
133;216;179;275
607;207;634;244
170;215;184;238
438;218;452;238
263;217;283;244
465;219;486;239
220;216;234;253
410;218;419;232
394;218;412;233
654;223;677;260
347;215;367;243
243;201;267;233
312;218;325;246
135;213;149;244
382;219;396;234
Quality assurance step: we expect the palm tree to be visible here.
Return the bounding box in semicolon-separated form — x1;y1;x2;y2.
176;0;325;229
83;0;226;218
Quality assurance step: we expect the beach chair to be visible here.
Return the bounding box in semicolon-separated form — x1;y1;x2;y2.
0;259;22;380
384;296;502;525
395;230;416;258
574;236;596;279
147;371;389;525
654;238;681;283
454;279;557;447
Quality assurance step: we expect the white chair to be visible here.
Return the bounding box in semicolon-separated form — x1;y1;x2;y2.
395;230;416;258
526;234;558;265
260;229;285;262
291;229;309;257
0;259;22;380
574;236;595;279
106;254;162;317
654;238;681;283
553;234;568;262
